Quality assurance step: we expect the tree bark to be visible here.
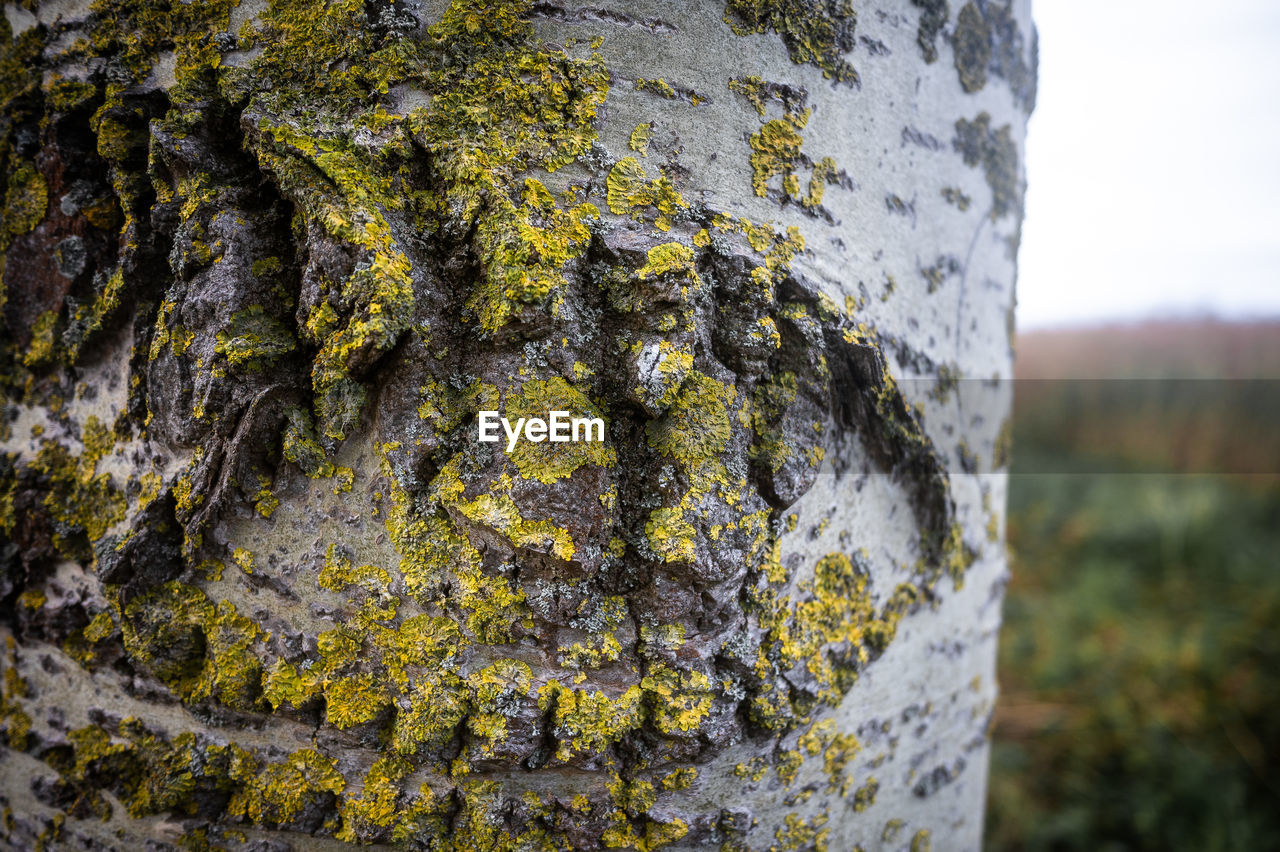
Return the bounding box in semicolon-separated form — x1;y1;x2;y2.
0;0;1033;849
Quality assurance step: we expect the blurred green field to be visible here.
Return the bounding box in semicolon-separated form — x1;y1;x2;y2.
985;321;1280;851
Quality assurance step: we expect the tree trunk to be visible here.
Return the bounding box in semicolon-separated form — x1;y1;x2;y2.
0;0;1033;849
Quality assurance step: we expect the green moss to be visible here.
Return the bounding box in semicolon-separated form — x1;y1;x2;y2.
417;377;500;435
775;749;803;785
96;111;147;162
805;156;840;207
851;777;879;810
148;299;195;362
636;242;695;281
639;623;686;657
1;160;47;249
936;520;976;585
66;268;127;363
465;659;533;755
381;450;532;646
602;816;689;851
118;581;269;710
559;632;623;682
84;612;117;645
23;310;59;368
55;725;141;817
78;415;113;465
43;76;98;112
465;179;599;333
635;77;677;98
786;719;866;795
120;582;213;698
195;602;266;710
28;439;126;558
252;477;279;518
251;256;282;277
74;0;237;87
232;547;254;575
457;490;577;561
1;640;32;751
224;0;610;429
262;660;319;711
332;465;355;493
0;461;14;539
319;543;391;593
661;767;697;791
262;135;411;438
408;5;610;335
751;371;800;473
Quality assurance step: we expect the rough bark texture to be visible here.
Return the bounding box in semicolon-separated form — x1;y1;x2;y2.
0;0;1032;849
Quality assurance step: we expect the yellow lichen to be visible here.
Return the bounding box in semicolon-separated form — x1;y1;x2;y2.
645;507;696;564
606;157;687;232
629;122;653;156
539;681;644;762
645;371;734;464
634;78;676;99
504;378;616;484
228;749;344;827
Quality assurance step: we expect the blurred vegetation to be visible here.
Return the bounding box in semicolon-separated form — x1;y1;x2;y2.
986;321;1280;850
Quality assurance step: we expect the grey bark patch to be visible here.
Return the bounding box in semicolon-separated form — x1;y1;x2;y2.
95;492;184;597
53;237;88;280
912;756;967;797
901;126;943;151
528;2;678;34
859;35;891;57
3;4;36;35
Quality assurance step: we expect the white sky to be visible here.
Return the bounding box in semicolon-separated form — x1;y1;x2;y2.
1017;0;1280;329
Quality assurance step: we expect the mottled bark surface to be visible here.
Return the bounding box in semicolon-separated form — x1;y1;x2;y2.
0;0;1032;849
